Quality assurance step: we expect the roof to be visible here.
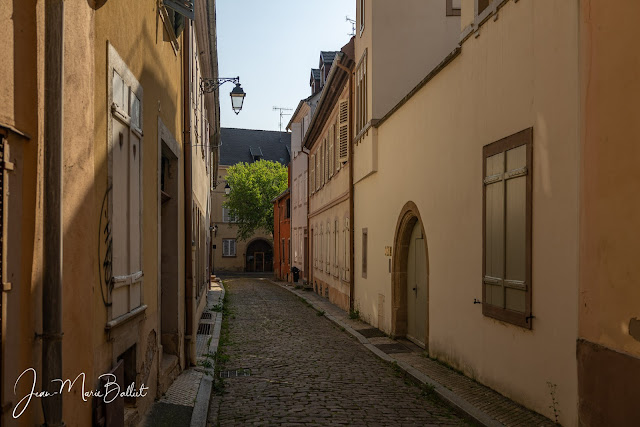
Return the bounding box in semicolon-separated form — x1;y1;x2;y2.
320;51;338;66
311;68;320;81
271;187;291;203
220;128;291;166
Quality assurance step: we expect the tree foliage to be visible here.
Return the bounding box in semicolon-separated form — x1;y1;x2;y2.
223;160;288;240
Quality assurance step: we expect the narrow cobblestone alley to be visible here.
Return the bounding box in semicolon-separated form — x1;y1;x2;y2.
207;277;468;426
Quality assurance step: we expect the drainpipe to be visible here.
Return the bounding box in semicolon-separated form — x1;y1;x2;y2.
347;66;355;312
183;20;194;364
42;0;64;426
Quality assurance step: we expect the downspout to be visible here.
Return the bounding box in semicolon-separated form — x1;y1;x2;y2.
42;0;64;425
183;20;194;364
347;66;355;312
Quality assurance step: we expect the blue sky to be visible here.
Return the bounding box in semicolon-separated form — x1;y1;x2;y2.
216;0;356;131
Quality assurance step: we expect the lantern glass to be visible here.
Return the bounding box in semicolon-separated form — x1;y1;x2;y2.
230;83;246;115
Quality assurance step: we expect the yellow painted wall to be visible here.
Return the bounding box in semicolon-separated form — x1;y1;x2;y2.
93;0;184;420
212;166;273;272
579;0;640;357
354;1;579;424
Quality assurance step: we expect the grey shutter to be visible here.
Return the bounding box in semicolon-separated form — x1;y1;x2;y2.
164;0;195;20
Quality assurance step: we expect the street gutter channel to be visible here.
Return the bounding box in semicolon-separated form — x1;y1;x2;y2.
269;279;503;427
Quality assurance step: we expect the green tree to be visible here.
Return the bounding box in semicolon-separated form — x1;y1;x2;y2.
223;160;288;240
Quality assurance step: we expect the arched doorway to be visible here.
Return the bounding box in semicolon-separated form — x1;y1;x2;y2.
392;201;429;349
245;239;273;272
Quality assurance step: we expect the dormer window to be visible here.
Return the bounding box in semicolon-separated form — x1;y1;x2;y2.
250;146;263;162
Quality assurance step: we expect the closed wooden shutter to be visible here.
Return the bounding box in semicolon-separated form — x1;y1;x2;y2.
328;131;334;178
316;150;321;191
483;128;532;328
310;154;315;194
338;99;349;163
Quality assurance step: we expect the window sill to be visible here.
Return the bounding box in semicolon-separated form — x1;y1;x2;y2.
105;305;148;331
222;255;237;258
482;304;532;330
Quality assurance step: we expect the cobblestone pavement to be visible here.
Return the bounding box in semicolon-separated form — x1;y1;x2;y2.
207;277;468;426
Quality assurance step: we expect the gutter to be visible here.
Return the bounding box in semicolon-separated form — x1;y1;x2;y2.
42;0;64;425
348;61;355;311
184;19;194;364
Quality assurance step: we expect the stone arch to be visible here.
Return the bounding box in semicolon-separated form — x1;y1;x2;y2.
391;201;429;349
245;238;273;272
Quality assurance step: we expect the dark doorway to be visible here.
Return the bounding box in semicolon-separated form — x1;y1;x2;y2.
245;239;273;272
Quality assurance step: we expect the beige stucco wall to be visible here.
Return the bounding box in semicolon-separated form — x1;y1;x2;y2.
93;0;184;420
308;84;351;310
370;0;460;119
212;166;273;272
579;0;640;357
353;1;579;424
1;1;98;425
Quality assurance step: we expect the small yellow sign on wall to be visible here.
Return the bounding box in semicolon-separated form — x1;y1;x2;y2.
384;246;392;256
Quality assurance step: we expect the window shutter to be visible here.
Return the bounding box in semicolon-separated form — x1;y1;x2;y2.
223;239;229;257
164;0;195;20
338;99;349;163
310;154;315;194
320;140;325;186
316;151;321;191
328;132;334;178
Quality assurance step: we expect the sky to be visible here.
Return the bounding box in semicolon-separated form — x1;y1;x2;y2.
216;0;356;132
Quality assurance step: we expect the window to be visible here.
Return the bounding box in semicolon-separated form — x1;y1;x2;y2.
326;221;330;272
310;154;316;195
482;128;532;328
319;225;324;268
286;199;290;219
355;51;367;136
446;0;461;16
314;228;318;268
338;99;349;163
359;0;365;35
334;220;339;276
282;238;285;263
343;217;350;281
328;128;334;179
362;228;368;278
109;43;143;320
222;206;236;223
222;239;236;257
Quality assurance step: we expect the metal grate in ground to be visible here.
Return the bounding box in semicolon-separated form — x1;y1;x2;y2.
197;322;212;335
219;369;251;378
200;312;212;320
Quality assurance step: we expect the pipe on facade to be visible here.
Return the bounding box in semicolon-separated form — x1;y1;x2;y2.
183;19;194;364
42;0;64;425
348;63;355;312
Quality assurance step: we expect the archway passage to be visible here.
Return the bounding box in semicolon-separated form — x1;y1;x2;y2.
392;201;429;350
245;239;273;272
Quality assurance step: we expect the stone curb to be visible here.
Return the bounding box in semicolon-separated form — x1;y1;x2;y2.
190;283;225;427
270;279;504;427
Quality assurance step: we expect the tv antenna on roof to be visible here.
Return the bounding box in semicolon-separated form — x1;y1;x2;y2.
273;106;293;133
346;16;355;37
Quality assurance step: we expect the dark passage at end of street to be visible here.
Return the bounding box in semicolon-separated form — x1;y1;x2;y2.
207;276;468;426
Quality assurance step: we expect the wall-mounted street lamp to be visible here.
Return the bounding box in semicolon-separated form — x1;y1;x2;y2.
224;183;231;195
200;76;246;115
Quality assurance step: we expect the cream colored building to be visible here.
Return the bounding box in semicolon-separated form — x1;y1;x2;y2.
352;0;578;424
212;128;290;273
0;0;218;425
288;89;322;283
306;41;355;311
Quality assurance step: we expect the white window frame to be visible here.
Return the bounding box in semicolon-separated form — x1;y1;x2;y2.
222;238;237;257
